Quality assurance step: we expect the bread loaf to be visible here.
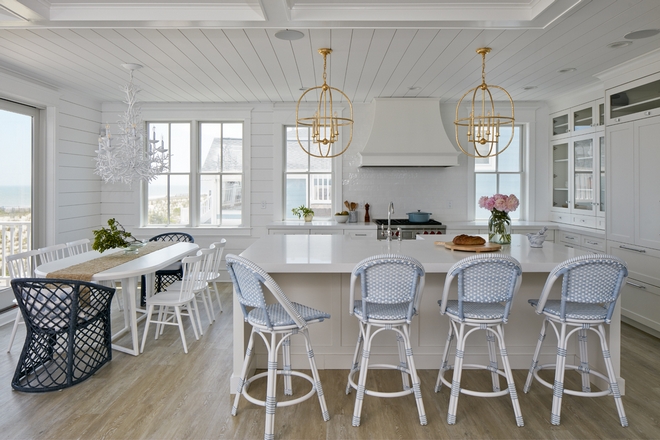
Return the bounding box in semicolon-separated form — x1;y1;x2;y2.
452;234;486;246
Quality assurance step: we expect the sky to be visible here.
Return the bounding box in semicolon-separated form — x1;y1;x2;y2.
0;108;31;187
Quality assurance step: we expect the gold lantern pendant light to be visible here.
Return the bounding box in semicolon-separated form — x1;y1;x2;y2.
296;48;353;158
455;47;515;158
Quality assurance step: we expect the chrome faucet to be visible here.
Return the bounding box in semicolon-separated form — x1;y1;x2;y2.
387;202;395;241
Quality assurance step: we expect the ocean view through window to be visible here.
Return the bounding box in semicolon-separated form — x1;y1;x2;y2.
0;101;36;308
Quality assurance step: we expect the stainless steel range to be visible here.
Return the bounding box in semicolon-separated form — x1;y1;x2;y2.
374;219;446;240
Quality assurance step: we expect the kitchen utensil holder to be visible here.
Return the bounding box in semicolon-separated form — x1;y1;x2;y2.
349;211;358;223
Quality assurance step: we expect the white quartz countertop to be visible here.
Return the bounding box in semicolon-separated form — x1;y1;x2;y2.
240;234;586;274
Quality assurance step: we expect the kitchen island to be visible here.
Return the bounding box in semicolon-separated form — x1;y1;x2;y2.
232;234;624;394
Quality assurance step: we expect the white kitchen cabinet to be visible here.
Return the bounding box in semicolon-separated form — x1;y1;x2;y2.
551;131;605;229
606;73;660;125
636;118;660;250
556;230;603;253
606;122;634;244
607;116;660;250
558;230;580;248
551;99;604;140
580;235;606;253
620;280;660;335
608;242;660;335
551;140;570;212
607;115;660;336
268;229;310;235
344;230;377;239
310;229;343;235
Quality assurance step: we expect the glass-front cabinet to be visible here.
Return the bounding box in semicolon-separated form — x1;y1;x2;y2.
606;76;660;124
552;113;570;138
598;135;605;218
573;106;594;134
552;141;570;211
551;132;605;223
573;136;594;213
551;99;604;140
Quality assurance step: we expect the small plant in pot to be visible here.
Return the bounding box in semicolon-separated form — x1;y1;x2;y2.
292;205;314;222
92;218;142;253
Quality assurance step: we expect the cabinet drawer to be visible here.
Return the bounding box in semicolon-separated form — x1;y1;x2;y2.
573;214;597;228
621;278;660;333
310;229;343;235
344;230;376;239
608;242;660;288
551;212;571;224
559;231;581;246
269;229;309;235
581;235;605;252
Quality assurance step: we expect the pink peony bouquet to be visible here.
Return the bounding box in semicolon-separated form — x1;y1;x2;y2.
478;194;519;213
479;194;518;244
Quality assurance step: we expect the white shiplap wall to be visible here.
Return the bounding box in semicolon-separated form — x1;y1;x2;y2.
56;95;103;244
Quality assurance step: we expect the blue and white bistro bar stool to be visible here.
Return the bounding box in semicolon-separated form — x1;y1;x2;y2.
523;254;628;427
346;254;427;427
226;254;330;440
435;253;524;427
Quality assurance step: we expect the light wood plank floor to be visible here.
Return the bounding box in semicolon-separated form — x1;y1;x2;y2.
0;283;658;439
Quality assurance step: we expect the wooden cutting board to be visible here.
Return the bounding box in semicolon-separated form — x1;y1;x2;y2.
436;241;502;253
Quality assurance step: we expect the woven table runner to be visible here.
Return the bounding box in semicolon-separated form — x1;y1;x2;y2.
46;241;175;281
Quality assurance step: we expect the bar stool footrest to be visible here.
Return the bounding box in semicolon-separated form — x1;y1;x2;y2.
439;362;512;398
347;363;416;398
241;370;319;408
531;363;614;397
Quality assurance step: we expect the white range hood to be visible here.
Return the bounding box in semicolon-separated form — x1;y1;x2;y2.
359;98;460;167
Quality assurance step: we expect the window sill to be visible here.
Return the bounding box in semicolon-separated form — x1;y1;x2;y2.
136;226;252;237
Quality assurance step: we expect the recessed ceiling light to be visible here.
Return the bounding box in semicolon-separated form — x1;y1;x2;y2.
558;68;577;74
523;86;537;91
299;87;307;91
608;41;633;49
408;86;421;91
624;29;660;40
275;29;305;41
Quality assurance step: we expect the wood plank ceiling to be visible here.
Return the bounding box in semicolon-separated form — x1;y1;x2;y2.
0;0;658;104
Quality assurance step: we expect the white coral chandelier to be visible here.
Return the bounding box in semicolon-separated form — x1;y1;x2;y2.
95;64;168;185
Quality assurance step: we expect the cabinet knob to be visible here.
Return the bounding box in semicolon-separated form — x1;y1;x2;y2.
615;118;621;122
644;111;652;116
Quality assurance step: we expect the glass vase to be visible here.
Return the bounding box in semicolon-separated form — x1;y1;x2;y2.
488;211;511;244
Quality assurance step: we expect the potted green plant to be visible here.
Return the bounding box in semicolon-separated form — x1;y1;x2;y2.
92;218;141;253
292;205;314;222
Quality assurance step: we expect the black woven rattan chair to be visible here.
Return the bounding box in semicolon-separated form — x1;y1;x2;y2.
10;278;115;392
140;232;194;304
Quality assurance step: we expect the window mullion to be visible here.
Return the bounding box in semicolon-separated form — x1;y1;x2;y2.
190;120;199;227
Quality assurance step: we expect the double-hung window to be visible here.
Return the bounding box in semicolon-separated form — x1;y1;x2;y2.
145;121;244;226
474;125;524;220
284;126;332;219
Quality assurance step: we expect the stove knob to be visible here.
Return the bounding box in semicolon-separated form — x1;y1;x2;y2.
430;231;435;234
423;231;428;234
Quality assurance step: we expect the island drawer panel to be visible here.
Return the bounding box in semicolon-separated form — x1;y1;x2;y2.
581;235;606;252
608;242;660;288
344;230;377;239
621;279;660;333
559;231;581;246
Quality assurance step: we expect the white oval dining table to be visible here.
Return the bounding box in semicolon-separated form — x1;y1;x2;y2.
35;242;199;356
